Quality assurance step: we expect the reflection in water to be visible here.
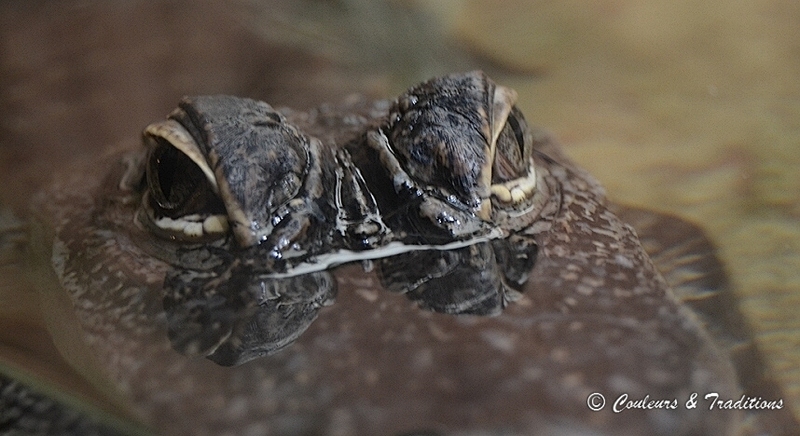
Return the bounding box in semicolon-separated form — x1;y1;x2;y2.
162;235;536;366
378;237;537;316
163;262;336;366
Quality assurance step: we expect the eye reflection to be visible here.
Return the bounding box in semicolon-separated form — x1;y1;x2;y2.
161;232;537;366
163;261;336;367
377;237;537;316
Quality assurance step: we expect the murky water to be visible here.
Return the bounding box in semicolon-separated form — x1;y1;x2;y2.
1;0;798;433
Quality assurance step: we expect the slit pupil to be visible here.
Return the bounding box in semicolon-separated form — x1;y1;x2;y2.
157;146;178;202
507;113;526;158
147;141;208;216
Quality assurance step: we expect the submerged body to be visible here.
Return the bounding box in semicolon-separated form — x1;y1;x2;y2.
12;73;792;435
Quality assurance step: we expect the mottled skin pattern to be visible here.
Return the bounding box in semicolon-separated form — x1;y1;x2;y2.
24;89;758;436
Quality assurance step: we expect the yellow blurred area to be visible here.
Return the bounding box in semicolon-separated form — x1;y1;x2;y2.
449;0;800;416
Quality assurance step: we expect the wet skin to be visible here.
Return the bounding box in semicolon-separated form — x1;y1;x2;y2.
24;72;792;435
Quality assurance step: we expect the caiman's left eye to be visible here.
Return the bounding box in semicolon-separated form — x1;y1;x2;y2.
489;106;537;205
492;107;531;184
507;108;528;160
140;120;229;241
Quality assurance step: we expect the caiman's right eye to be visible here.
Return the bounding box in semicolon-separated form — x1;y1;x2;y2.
147;139;210;213
140;120;229;241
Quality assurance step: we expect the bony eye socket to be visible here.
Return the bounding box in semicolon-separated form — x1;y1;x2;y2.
141;121;230;242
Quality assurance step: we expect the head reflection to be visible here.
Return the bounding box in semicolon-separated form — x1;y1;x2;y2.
377;237;537;316
162;262;335;366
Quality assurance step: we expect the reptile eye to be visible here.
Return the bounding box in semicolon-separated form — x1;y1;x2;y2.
506;110;527;159
140;119;229;241
489;106;537;205
492;108;531;184
147;139;209;213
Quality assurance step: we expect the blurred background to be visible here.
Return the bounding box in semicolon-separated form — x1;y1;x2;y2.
1;0;799;429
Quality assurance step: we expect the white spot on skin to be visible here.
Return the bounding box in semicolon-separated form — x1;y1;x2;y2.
568;321;584;331
427;322;452;342
550;347;569;363
613;288;633;298
522;366;543;381
364;368;379;385
608;373;643;393
561;372;585;388
412;348;433;371
480;329;517;354
354;288;379;302
560;271;579;281
575;284;594;296
615;253;634;268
